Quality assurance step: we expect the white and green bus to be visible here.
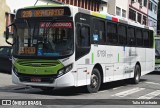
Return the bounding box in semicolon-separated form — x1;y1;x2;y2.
155;36;160;71
6;5;155;93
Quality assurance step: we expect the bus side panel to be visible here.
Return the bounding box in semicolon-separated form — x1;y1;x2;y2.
136;48;146;75
110;46;125;81
75;52;93;86
145;48;154;75
92;45;114;82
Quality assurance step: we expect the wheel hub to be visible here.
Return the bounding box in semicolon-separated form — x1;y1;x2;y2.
91;74;98;88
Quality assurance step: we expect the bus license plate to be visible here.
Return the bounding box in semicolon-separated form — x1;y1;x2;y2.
31;77;41;82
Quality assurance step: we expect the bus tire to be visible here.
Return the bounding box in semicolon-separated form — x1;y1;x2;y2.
87;68;101;93
131;64;141;84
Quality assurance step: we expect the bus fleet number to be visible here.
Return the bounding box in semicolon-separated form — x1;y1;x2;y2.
97;50;106;57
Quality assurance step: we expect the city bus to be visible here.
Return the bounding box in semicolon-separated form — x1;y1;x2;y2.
155;36;160;71
5;5;155;93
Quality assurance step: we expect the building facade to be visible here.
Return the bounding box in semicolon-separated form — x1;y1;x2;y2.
0;0;13;46
148;0;158;34
54;0;101;11
106;0;129;18
128;0;148;25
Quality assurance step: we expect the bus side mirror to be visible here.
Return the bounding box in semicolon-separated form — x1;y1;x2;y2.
6;27;9;40
5;24;14;46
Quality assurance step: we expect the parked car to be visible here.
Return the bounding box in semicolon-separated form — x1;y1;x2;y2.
0;46;12;73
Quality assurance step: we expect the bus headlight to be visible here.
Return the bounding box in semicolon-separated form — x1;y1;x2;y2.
57;64;73;77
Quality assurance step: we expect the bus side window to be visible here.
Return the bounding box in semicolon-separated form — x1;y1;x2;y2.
143;30;149;48
78;25;90;48
93;19;105;44
107;22;117;45
76;24;91;60
136;29;143;47
127;27;135;46
149;30;154;48
118;24;127;45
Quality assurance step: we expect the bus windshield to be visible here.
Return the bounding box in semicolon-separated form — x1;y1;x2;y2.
14;20;74;58
155;39;160;56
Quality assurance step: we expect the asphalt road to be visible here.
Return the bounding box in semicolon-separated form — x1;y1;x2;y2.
0;71;160;108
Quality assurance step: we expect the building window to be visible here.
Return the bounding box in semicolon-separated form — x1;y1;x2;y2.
137;13;141;24
87;0;90;10
94;2;97;11
74;0;77;6
154;5;157;14
116;7;121;16
78;0;81;7
129;8;136;21
85;0;87;9
66;0;69;4
138;0;142;5
131;0;136;3
149;19;152;26
153;22;156;27
152;3;155;11
149;1;153;11
143;15;147;25
122;9;126;18
70;0;73;5
81;0;84;8
143;0;147;7
62;0;65;3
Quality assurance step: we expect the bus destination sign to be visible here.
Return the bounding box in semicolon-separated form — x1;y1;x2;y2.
16;7;71;18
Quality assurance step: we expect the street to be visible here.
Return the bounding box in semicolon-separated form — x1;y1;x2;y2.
0;71;160;108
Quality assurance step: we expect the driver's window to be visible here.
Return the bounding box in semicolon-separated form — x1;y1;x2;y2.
78;25;90;47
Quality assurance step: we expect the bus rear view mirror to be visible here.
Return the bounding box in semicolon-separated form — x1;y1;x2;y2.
5;27;9;40
5;24;14;46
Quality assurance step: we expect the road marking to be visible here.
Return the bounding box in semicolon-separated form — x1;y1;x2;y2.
138;90;160;99
112;86;124;90
112;87;145;97
145;82;160;86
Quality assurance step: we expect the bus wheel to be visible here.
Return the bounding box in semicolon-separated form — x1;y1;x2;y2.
131;64;141;84
87;68;101;93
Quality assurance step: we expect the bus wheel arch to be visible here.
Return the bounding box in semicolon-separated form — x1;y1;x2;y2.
131;62;141;84
93;63;104;84
86;63;103;93
136;62;141;76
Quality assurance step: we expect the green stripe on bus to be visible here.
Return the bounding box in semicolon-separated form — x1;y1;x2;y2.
118;53;120;63
92;53;94;64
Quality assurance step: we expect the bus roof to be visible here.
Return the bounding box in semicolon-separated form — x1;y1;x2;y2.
19;4;154;32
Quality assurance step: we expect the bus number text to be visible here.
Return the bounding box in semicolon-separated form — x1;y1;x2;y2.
97;50;106;57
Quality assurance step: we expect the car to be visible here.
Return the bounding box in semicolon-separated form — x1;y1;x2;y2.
0;46;12;73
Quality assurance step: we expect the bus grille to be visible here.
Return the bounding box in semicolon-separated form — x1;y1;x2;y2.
18;74;56;83
17;60;60;67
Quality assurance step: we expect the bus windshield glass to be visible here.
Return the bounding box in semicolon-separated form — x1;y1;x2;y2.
155;39;160;56
14;20;74;58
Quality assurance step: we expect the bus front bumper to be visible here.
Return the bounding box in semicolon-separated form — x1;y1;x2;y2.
155;65;160;71
12;71;75;87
